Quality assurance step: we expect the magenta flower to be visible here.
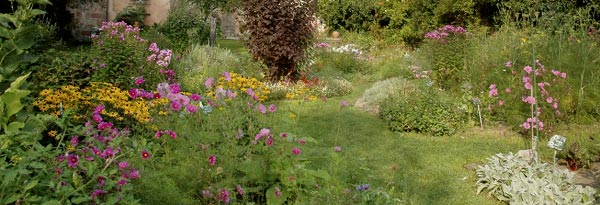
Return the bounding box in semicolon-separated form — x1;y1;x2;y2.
298;139;306;145
268;104;277;112
169;83;181;94
97;176;106;187
266;136;274;146
70;136;79;146
171;101;182;111
334;146;342;152
118;161;130;170
505;61;513;67
280;132;287;138
128;169;140;179
255;128;270;141
546;97;553;103
91;189;107;199
154;130;162;138
190;93;201;101
93;105;105;114
218;189;230;204
186;104;198;113
208;155;216;166
292;148;301;155
226;90;237;99
129;88;139;98
101;147;115;159
67;154;79;168
135;76;145;86
117;179;127;186
142;150;150;160
168;130;177;139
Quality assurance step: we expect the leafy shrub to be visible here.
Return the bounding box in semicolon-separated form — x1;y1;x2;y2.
379;80;465;136
158;2;209;50
114;5;147;27
355;77;416;114
317;0;379;32
241;0;316;81
265;77;353;101
29;48;93;91
319;52;371;75
476;152;597;204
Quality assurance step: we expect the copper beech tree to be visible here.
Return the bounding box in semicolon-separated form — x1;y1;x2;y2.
241;0;316;81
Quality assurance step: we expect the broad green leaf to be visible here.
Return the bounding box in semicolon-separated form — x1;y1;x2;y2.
41;200;62;205
23;179;39;190
8;73;30;91
5;194;21;204
28;162;45;169
28;9;47;18
6;121;24;133
70;196;88;204
0;14;18;26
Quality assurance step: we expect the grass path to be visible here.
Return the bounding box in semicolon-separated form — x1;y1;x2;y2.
273;83;527;204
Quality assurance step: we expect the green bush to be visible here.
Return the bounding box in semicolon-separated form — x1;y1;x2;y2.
158;2;209;51
355;77;415;114
29;48;93;91
421;25;469;90
476;152;597;204
379;80;466;136
318;0;379;32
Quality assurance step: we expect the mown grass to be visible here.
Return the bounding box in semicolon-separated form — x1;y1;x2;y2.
270;83;528;204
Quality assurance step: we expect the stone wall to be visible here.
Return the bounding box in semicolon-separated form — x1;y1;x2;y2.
66;0;108;41
108;0;170;26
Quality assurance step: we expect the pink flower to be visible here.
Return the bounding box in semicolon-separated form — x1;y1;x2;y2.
274;187;282;197
505;61;513;67
93;114;103;123
218;189;230;203
93;105;105;114
341;100;349;107
135;76;145;86
280;132;287;138
524;82;533;90
128;169;140;179
298;139;306;145
236;185;244;196
154;131;162;138
70;136;79;146
521;96;536;105
268;104;277;113
499;100;505;106
553;102;559;109
168;130;177;139
204;77;214;89
169;83;181;94
292;148;301;155
546;97;553;103
142;150;150;159
524;66;533;74
521;122;531;129
255;128;270;141
560;72;567;79
208;155;216;166
223;72;232;81
505;88;512;94
257;103;267;114
334;146;342;152
266;136;274;146
67;154;79;168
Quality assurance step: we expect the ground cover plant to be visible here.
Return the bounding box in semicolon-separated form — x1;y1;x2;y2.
3;0;600;204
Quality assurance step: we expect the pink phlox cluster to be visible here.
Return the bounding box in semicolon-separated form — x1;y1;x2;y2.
424;25;467;42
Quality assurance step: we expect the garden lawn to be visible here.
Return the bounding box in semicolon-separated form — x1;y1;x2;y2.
273;84;527;204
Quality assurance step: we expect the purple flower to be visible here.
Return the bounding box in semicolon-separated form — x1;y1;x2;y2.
135;76;145;86
280;132;287;138
129;88;139;98
209;155;216;166
168;130;177;139
505;61;513;67
118;161;129;170
70;136;79;146
334;146;342;152
67;154;79;169
91;189;107;199
292;148;301;155
94;105;105;114
171;101;182;111
97;176;106;187
190;94;201;101
117;179;127;186
128;169;140;179
218;189;230;204
186;104;198;113
169;83;181;94
142;150;150;159
101;147;115;159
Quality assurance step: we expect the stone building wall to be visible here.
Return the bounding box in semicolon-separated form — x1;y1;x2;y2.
66;0;108;41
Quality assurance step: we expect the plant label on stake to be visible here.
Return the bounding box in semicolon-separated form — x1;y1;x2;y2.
547;135;566;166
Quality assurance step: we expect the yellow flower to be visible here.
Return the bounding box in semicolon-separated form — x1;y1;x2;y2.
48;130;58;138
